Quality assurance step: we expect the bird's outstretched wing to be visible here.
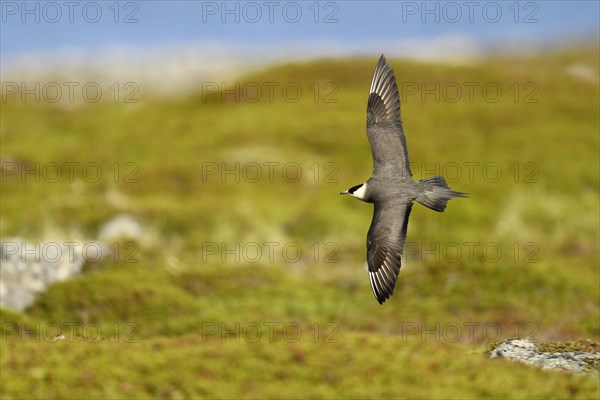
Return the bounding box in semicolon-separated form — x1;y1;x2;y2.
367;200;413;304
366;55;412;178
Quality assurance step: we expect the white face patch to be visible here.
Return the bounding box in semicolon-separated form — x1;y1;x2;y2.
352;183;368;200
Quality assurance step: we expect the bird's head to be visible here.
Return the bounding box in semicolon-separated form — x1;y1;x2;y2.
340;183;369;201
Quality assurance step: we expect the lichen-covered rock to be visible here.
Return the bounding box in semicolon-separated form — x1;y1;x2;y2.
0;238;86;312
98;214;143;243
1;214;148;313
490;338;600;373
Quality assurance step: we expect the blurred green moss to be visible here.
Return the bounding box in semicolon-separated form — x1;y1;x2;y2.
1;47;599;398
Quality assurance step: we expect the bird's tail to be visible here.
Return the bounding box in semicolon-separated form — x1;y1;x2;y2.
416;176;467;212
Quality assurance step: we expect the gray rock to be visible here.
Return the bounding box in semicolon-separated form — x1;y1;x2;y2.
0;280;35;313
490;339;600;373
98;214;143;243
1;214;137;313
0;238;86;312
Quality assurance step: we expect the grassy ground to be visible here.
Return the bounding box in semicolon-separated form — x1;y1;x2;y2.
1;46;599;398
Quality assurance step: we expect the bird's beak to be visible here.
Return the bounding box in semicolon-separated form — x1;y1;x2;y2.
340;190;348;195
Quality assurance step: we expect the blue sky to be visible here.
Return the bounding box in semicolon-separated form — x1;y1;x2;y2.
2;0;598;59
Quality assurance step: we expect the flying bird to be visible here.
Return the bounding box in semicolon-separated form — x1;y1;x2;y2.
341;55;466;304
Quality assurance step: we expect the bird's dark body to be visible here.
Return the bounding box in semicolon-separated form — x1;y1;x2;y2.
341;55;466;304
